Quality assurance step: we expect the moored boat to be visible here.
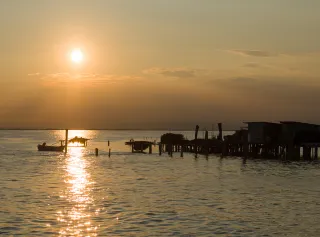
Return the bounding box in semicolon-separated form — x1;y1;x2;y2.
125;140;155;152
37;143;65;152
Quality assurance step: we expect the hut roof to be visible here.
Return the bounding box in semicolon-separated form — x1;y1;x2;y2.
160;133;185;144
243;121;280;125
280;121;320;126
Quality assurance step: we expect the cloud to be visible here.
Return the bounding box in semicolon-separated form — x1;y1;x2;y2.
28;72;142;86
44;72;97;80
208;76;320;105
6;69;320;129
227;49;278;57
242;62;275;70
143;67;199;78
27;72;41;76
243;62;261;68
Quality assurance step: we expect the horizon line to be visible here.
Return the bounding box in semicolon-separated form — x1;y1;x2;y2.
0;128;237;131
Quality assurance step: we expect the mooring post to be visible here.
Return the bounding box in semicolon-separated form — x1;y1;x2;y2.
149;144;152;154
131;144;134;153
108;148;111;157
244;139;248;158
159;143;162;156
95;148;98;156
195;125;199;140
108;140;110;146
217;123;223;140
64;129;69;154
169;144;173;157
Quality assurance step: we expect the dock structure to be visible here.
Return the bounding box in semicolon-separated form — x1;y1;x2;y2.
60;136;90;147
125;140;155;153
158;128;224;156
155;122;320;160
222;121;320;160
123;121;320;160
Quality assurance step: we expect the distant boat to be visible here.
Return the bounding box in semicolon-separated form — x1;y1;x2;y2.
59;136;90;147
125;140;154;152
37;143;65;152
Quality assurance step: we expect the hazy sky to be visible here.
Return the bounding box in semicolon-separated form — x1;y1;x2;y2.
1;0;320;129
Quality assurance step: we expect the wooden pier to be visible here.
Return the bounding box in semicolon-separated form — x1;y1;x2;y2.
220;122;320;160
126;122;320;161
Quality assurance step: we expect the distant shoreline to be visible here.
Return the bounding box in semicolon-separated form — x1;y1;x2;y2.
0;128;235;132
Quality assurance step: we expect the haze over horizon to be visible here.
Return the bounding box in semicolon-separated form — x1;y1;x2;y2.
1;1;320;130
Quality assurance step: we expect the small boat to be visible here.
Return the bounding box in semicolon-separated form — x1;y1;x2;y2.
37;143;65;152
125;140;154;152
59;136;90;147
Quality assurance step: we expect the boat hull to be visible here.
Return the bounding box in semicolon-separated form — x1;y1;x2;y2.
125;141;153;151
37;145;65;152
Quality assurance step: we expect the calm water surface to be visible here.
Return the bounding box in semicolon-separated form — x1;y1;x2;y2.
1;130;320;236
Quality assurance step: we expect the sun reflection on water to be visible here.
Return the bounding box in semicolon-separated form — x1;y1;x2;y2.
57;135;97;237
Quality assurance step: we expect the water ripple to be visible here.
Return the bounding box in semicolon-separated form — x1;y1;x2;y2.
1;130;320;236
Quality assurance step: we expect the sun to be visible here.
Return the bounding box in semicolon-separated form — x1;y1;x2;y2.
70;49;84;64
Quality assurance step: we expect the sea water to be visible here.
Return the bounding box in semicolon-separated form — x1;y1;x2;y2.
1;130;320;236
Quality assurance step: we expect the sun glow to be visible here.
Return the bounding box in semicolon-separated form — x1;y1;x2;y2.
70;49;84;63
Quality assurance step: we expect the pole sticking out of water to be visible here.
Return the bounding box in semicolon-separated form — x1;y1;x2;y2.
64;129;68;154
108;148;111;157
95;148;99;156
180;145;184;158
159;143;162;156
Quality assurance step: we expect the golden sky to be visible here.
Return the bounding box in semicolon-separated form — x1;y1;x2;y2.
1;1;320;129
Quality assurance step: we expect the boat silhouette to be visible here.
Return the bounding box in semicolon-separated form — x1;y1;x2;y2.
37;143;65;152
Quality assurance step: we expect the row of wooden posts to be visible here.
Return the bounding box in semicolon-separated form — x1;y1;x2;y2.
127;141;320;160
94;148;111;157
94;140;112;156
222;142;320;160
92;142;320;160
129;143;195;157
158;144;213;158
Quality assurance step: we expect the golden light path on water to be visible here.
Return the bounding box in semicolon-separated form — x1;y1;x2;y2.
55;130;98;237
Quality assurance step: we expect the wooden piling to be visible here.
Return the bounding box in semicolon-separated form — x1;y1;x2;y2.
303;146;311;160
95;148;98;156
64;129;68;154
108;140;110;146
218;123;222;140
159;143;162;156
180;145;184;158
108;148;111;157
195;125;199;140
149;144;152;154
